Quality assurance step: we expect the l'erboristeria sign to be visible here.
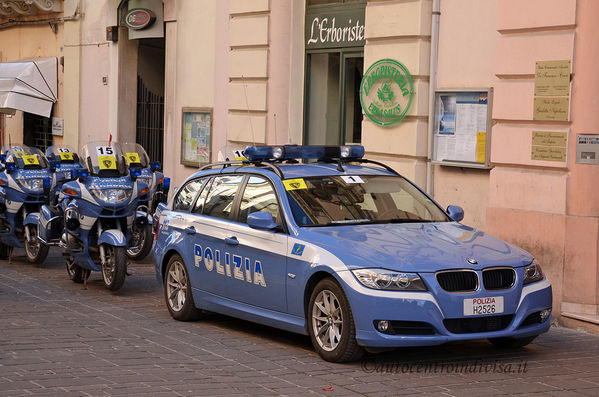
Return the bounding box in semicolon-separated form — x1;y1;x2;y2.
360;59;414;126
305;4;365;50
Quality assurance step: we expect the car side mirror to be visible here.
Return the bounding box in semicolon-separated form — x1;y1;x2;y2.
447;205;464;222
247;211;280;231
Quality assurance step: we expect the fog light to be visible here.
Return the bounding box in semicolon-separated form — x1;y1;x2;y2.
539;308;552;322
377;320;390;332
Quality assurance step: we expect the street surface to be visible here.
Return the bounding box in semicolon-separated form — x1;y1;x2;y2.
1;248;598;397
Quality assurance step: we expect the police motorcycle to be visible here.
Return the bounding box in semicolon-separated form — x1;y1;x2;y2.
119;142;169;260
0;145;52;264
36;145;84;254
58;141;150;291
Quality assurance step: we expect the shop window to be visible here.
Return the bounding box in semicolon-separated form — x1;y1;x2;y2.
304;2;365;146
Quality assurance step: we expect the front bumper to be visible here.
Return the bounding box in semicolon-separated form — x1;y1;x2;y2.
337;271;552;348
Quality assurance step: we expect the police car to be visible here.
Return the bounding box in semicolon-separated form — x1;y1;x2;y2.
152;145;552;362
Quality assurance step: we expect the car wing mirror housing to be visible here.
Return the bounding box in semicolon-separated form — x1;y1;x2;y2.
247;211;280;231
447;205;464;222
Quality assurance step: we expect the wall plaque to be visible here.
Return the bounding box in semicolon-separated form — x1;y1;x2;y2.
534;60;570;97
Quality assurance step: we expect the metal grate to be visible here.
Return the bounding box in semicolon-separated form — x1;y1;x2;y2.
136;76;164;164
444;315;514;334
23;112;52;151
483;268;516;290
436;270;478;292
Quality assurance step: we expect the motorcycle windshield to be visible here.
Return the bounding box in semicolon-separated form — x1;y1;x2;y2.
119;142;150;168
3;145;49;169
45;145;81;164
80;141;128;177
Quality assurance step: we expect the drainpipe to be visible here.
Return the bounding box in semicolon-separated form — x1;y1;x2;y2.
426;0;441;195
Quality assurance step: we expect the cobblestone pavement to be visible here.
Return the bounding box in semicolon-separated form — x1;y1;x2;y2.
1;248;599;397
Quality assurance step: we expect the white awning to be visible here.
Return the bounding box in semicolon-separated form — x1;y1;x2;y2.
0;57;58;118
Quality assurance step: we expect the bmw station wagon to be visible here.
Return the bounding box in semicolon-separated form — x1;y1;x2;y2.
152;145;552;362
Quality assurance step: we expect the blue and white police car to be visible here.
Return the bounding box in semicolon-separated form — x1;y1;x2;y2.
152;145;552;362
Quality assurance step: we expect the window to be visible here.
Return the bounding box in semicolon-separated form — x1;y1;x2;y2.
304;2;365;145
238;176;279;224
192;178;211;214
173;179;205;211
202;175;244;220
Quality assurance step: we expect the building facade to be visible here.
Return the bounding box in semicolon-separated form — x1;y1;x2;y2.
1;0;598;329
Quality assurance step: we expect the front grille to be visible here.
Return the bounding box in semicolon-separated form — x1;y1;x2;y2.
483;268;516;290
444;315;513;334
385;321;436;335
436;270;478;292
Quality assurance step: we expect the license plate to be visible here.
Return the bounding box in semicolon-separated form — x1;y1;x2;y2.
463;296;504;316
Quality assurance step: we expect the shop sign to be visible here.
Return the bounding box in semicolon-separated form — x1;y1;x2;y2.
305;5;365;50
124;8;156;30
360;59;414;126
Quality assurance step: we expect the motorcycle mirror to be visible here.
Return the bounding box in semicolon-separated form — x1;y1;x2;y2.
5;161;15;173
150;161;160;172
77;168;88;181
130;167;141;181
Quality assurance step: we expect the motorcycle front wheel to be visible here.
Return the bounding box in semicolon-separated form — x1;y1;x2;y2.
126;224;153;261
25;225;49;265
101;244;127;291
66;256;91;283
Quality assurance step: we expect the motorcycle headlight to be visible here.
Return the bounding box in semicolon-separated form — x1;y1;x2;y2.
90;188;132;204
16;177;44;192
352;268;427;291
523;260;544;285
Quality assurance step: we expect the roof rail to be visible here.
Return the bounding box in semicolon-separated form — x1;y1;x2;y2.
350;159;400;175
198;160;284;179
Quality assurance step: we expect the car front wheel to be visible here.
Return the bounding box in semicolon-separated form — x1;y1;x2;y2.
308;278;364;362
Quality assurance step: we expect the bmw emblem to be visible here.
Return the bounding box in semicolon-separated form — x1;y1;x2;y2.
467;258;478;265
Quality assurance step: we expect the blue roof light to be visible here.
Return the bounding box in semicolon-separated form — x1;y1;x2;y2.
243;145;365;161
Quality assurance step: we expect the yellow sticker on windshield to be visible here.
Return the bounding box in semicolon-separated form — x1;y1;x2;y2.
283;178;307;191
59;152;74;161
22;155;39;165
98;155;117;170
126;152;141;164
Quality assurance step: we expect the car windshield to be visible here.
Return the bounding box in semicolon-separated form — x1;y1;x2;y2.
3;145;49;169
80;141;128;177
118;142;150;168
45;145;80;164
285;175;450;226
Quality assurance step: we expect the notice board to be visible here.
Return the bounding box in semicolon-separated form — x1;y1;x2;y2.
432;89;492;169
181;108;212;167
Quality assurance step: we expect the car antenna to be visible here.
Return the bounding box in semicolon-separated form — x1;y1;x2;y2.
241;75;256;147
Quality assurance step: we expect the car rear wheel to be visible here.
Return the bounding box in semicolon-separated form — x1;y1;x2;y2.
308;278;364;362
164;254;204;321
488;335;537;348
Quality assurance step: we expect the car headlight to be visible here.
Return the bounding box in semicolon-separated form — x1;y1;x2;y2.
90;188;132;204
523;260;544;285
16;177;43;192
352;268;427;291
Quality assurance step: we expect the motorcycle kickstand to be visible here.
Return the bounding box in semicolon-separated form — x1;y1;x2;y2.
8;246;14;265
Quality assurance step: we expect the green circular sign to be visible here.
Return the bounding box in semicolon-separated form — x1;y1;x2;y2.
360;59;414;126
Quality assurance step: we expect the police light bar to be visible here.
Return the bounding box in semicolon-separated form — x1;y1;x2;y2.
243;145;365;161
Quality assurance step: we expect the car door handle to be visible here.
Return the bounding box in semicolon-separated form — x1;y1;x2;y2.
224;236;239;246
184;226;196;235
